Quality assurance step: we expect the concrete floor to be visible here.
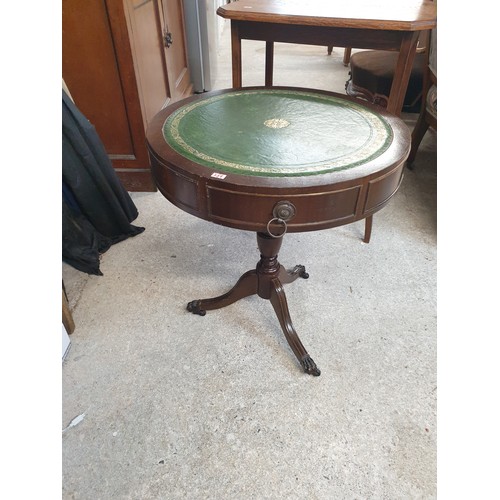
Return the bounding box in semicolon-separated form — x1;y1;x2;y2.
62;22;437;499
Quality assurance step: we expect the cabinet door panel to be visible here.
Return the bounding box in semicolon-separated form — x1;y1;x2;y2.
62;0;134;156
160;0;193;102
124;0;170;127
62;0;192;191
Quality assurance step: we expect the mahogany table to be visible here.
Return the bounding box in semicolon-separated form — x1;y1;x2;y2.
217;0;437;116
146;87;410;376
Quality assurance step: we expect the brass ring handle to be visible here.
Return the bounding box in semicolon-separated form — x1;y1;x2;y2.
266;217;287;238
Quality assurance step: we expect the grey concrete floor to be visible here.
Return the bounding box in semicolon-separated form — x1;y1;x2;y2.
62;22;437;499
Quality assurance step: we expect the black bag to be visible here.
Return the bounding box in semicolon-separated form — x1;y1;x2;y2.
62;90;144;275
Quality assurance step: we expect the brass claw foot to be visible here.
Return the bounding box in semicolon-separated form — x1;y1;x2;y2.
300;355;321;376
280;264;309;284
296;265;309;279
187;300;206;316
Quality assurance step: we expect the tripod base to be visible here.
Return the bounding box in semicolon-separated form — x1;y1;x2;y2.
187;232;321;376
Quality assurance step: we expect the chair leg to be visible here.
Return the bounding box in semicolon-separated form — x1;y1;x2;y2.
327;45;333;55
343;48;352;66
408;114;430;166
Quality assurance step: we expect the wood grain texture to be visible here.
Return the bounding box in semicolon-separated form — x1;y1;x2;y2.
217;0;437;31
63;0;193;191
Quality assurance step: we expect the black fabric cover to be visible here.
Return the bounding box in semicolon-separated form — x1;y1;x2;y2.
62;90;145;275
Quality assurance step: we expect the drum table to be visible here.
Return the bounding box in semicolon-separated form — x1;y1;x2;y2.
146;87;410;376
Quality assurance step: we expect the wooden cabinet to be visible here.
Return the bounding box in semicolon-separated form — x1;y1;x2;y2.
62;0;192;191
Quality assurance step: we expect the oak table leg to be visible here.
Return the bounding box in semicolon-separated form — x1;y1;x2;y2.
187;232;320;376
230;21;242;88
265;41;274;86
387;31;420;116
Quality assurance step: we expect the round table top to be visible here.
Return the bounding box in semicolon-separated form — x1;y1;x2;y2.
162;88;393;178
146;87;411;233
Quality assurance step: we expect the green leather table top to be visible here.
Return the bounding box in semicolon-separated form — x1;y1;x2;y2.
162;89;393;177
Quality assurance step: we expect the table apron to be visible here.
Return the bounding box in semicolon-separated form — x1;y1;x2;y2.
203;165;404;232
149;151;406;234
237;21;407;51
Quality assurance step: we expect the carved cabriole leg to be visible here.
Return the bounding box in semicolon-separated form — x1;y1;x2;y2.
255;233;320;376
187;270;258;315
269;278;320;376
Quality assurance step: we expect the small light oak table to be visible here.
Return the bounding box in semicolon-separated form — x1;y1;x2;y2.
217;0;437;116
147;87;410;375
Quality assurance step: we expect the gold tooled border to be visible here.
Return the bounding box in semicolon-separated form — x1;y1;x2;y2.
163;89;393;176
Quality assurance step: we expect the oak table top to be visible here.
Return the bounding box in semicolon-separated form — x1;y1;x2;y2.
217;0;437;31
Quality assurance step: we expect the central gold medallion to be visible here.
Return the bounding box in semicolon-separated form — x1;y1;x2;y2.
264;118;290;129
